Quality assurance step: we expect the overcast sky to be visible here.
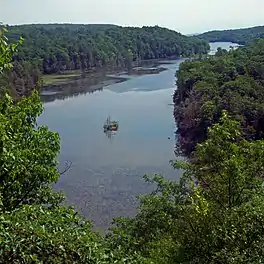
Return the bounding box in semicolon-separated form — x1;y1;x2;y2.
1;0;263;34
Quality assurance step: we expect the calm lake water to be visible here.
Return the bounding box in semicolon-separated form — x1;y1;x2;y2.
39;42;238;230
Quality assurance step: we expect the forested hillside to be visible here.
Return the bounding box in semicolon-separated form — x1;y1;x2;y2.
197;25;264;45
1;24;209;98
174;39;264;155
8;24;209;74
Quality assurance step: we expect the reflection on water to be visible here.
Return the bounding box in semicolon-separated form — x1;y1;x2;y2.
41;76;126;103
104;130;118;140
40;60;173;102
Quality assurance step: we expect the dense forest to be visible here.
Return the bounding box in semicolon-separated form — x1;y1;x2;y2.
197;25;264;44
8;24;209;73
174;39;264;155
1;24;209;98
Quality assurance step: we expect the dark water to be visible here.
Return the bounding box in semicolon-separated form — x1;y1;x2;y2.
39;43;238;230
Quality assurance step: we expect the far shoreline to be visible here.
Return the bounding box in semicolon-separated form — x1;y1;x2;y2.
41;57;181;87
40;61;170;102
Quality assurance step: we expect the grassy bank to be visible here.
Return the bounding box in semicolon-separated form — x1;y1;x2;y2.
43;62;168;86
43;71;83;86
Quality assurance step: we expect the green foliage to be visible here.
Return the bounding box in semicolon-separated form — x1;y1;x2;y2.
109;112;264;263
0;26;41;99
0;91;62;211
109;174;186;264
8;24;209;76
0;205;147;263
0;28;60;210
174;39;264;154
3;24;209;98
197;25;264;45
0;26;22;74
187;111;264;208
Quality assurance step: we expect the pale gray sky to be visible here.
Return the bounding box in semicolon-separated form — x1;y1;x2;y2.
1;0;264;34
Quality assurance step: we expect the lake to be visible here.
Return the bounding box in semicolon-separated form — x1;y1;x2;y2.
39;42;238;230
209;41;241;55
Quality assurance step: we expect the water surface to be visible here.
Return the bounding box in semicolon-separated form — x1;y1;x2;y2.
39;60;182;229
209;42;241;55
39;42;239;229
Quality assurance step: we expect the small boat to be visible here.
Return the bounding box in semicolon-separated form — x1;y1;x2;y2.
103;116;119;132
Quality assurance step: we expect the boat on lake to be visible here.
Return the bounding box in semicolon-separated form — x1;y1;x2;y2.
103;116;119;132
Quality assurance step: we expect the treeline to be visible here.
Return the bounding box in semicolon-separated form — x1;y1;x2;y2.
1;24;209;98
197;25;264;45
1;60;42;99
8;24;209;75
174;38;264;155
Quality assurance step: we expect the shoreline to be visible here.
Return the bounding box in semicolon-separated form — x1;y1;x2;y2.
40;75;129;103
42;58;177;88
40;62;170;102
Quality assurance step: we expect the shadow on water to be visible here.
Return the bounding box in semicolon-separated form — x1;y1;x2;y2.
40;75;128;103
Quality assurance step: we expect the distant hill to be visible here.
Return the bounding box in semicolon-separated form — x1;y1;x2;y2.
197;26;264;45
7;24;209;75
1;24;209;98
186;33;200;37
8;23;119;32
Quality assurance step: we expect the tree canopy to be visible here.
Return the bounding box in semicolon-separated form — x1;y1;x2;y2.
8;24;209;74
174;39;264;155
2;24;209;99
197;25;264;45
108;112;264;263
